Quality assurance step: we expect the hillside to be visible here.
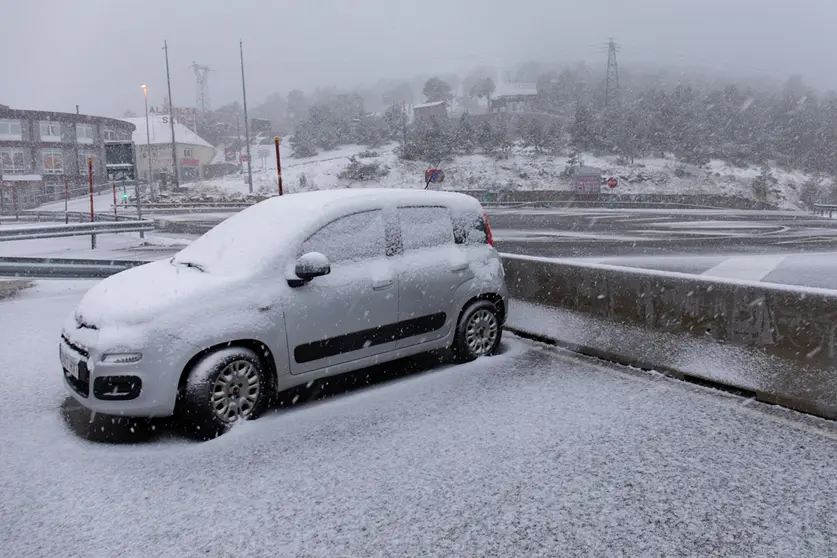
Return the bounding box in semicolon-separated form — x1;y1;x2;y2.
182;142;823;211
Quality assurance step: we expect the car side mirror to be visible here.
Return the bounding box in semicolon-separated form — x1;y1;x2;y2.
288;252;331;287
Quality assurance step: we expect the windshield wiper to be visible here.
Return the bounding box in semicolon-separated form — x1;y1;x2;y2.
171;258;206;272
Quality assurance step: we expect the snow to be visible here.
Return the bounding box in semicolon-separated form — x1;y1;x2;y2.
4;286;837;555
175;189;482;276
165;143;822;211
0;232;190;260
122;115;214;149
413;101;446;109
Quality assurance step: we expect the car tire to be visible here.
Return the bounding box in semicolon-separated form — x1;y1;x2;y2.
179;347;269;440
452;300;503;363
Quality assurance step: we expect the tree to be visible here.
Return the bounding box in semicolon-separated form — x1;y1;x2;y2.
286;89;309;129
563;147;584;177
469;77;496;108
799;176;823;209
422;77;453;103
569;103;600;151
290;124;317;158
752;163;776;202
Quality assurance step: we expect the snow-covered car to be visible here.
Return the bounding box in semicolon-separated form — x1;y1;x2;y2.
59;188;508;437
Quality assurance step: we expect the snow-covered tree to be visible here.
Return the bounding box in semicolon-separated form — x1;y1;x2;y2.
422;77;453;103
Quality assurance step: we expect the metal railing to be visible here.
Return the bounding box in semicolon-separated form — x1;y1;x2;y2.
0;256;151;278
813;203;837;217
0;220;155;242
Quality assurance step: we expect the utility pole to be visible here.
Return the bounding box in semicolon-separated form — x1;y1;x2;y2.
240;40;253;193
236;115;243;175
163;40;179;189
605;38;620;108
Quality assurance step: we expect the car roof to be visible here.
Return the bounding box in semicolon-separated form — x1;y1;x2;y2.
173;188;483;277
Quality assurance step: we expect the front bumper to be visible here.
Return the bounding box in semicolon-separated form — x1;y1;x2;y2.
60;335;179;417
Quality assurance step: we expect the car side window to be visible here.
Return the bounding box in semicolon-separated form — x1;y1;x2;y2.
300;210;385;263
398;206;454;251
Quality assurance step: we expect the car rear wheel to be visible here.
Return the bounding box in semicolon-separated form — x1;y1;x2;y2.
452;300;502;363
179;347;268;440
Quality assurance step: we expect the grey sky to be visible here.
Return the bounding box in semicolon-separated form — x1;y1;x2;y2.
3;0;836;117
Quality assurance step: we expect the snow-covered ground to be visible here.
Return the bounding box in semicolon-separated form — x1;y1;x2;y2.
37;141;823;214
0;232;190;260
2;284;837;556
176;143;822;210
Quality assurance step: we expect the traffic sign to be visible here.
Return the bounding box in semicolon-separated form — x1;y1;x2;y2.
607;177;618;189
425;169;445;184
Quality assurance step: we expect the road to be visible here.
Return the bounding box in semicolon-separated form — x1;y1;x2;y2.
489;207;837;290
2;282;837;556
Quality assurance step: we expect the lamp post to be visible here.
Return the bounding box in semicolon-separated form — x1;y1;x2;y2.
140;84;150;239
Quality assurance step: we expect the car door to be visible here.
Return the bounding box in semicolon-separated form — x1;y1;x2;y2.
393;205;476;349
284;209;399;375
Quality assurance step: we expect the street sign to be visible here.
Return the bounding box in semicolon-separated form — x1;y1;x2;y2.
240;155;249;163
607;177;618;189
425;169;445;184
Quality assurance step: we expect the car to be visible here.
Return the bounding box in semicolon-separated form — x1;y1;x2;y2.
59;188;508;437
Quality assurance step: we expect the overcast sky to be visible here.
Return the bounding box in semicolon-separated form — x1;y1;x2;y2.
3;0;836;117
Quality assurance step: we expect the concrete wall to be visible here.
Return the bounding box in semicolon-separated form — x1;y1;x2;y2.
502;255;837;419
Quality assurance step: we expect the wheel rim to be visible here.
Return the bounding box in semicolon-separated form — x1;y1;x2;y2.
211;360;261;423
465;309;499;357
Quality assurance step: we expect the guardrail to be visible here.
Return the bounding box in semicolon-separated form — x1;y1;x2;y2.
0;256;151;278
813;203;837;217
0;220;155;242
0;210;125;223
503;254;837;422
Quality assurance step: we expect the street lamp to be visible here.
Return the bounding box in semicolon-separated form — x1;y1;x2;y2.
140;84;150;238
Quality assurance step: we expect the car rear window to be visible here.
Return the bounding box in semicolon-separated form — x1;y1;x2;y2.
453;211;489;245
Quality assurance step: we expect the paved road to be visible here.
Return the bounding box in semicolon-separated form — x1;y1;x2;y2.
489;207;837;289
3;282;837;556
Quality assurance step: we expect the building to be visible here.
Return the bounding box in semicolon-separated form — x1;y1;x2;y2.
124;115;215;183
0;106;135;210
413;101;448;124
489;82;539;113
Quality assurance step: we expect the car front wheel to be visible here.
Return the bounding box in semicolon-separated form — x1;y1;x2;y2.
452;300;502;363
179;347;268;439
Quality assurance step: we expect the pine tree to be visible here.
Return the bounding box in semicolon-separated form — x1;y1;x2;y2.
290;124;317;158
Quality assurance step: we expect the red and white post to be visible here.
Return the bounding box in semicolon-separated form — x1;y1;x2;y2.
88;157;96;249
274;136;283;196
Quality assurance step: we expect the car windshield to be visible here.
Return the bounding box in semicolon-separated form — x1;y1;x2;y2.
6;1;837;556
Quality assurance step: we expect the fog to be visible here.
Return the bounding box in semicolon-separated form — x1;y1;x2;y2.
2;0;835;117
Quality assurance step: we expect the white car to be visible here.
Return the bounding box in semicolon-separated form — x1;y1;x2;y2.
60;188;508;437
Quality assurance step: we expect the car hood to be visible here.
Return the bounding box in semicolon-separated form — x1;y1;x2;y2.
74;259;237;328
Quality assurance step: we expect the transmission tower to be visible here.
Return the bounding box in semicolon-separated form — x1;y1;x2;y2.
192;62;211;116
605;38;620;108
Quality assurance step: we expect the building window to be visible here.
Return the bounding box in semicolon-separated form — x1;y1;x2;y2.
39;121;62;141
76;123;95;143
42;148;64;175
183;148;193;157
78;151;96;175
103;128;130;141
0;119;22;140
0;147;27;174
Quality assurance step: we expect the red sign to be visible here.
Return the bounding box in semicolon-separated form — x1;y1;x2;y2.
180;158;200;167
425;169;444;183
607;177;618;189
240;155;249;163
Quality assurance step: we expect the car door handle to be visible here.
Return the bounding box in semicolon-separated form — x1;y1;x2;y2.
372;279;394;290
450;263;469;272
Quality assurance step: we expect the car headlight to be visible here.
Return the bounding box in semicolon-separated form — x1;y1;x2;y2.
101;353;143;364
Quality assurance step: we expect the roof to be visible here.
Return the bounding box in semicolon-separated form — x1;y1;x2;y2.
0;107;134;129
494;82;538;98
174;189;481;276
123;115;214;149
413;101;447;109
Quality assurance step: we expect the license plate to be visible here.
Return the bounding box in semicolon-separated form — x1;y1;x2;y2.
60;344;81;379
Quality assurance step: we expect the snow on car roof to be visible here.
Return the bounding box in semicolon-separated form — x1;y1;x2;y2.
173;188;482;276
